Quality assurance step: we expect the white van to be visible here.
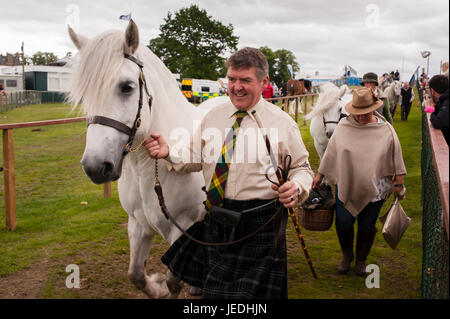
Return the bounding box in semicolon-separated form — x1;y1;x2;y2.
181;78;222;103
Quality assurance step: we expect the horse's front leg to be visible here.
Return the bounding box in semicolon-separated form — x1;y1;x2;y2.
127;215;169;298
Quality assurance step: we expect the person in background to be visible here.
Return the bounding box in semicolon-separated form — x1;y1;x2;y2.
262;81;274;102
360;72;393;124
441;62;449;78
429;75;449;146
419;68;428;93
400;82;414;121
0;83;6;96
312;87;406;276
0;83;7;106
271;81;279;104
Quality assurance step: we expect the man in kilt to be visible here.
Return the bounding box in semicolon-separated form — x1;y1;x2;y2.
144;47;313;299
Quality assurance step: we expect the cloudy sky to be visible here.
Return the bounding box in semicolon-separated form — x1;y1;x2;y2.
1;0;448;80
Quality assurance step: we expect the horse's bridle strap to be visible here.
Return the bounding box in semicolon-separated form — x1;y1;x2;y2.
124;52;144;68
88;116;132;136
86;52;152;158
323;113;348;125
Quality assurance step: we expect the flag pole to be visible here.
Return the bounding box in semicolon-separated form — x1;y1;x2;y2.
21;42;25;90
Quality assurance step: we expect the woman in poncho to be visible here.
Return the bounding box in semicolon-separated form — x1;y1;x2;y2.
312;87;406;276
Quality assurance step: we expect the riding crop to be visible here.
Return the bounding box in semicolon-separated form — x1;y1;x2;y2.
252;110;318;279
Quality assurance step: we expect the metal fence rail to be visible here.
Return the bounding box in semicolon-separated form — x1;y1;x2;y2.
0;91;43;113
421;108;449;299
0;90;69;113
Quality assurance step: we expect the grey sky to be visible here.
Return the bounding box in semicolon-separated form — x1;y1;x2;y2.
1;0;448;79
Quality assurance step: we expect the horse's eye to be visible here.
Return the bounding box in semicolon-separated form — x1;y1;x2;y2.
120;81;135;94
121;84;134;94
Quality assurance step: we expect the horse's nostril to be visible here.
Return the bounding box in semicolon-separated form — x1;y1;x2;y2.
326;132;332;138
102;162;114;175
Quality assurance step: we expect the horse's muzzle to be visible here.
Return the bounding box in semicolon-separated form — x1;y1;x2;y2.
81;158;122;184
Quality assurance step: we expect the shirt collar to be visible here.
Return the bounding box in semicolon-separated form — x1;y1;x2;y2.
227;97;266;121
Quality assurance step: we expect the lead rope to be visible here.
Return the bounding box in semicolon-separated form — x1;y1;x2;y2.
152;159;284;246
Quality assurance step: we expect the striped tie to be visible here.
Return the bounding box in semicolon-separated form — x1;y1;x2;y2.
205;110;248;210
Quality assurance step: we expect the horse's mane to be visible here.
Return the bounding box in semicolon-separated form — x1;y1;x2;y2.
68;29;196;137
68;30;126;115
304;82;341;120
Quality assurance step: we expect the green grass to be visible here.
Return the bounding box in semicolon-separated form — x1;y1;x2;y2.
0;104;130;297
0;96;424;298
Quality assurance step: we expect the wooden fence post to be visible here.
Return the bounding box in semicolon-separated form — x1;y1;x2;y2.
303;96;307;125
103;182;111;198
2;129;16;231
294;98;298;123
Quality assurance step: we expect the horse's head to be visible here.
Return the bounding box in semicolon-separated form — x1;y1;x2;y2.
69;20;151;184
392;80;402;96
306;82;349;139
323;92;351;138
322;102;343;138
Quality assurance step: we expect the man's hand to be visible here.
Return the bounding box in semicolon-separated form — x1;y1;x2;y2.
271;180;298;208
143;134;169;159
311;173;324;189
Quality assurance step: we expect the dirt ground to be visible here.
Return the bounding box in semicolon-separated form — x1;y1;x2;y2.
0;239;198;299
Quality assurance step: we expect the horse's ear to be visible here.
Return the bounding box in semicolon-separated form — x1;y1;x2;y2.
124;19;139;54
68;25;88;50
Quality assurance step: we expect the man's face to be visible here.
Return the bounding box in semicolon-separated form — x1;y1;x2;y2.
430;88;440;103
364;82;377;91
227;66;268;110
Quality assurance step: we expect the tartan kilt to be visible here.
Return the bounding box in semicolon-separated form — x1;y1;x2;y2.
161;198;288;299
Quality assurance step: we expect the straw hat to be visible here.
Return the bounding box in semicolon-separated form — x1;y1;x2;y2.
345;87;384;115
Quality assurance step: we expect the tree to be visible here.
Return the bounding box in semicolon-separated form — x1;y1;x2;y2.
31;51;58;65
148;5;238;80
259;46;277;81
259;47;299;88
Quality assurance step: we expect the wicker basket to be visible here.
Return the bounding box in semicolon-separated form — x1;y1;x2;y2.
298;208;334;231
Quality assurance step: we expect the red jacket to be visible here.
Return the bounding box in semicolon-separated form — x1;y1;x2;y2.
263;84;274;99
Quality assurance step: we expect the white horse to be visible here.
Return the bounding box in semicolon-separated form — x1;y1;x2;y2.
304;82;352;159
68;20;220;298
383;80;402;117
379;73;393;91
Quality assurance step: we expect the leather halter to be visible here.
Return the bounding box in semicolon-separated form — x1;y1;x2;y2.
87;52;153;158
322;98;347;127
322;112;347;126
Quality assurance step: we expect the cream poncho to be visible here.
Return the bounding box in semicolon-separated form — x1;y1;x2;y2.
318;115;407;216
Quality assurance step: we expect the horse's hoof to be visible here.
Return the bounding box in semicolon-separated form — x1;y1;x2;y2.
189;286;202;296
